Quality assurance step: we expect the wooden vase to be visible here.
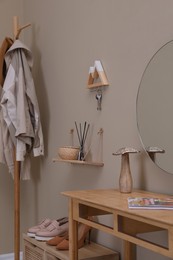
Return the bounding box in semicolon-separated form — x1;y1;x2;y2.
119;153;133;193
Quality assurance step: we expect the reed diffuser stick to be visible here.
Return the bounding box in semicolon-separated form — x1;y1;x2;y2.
75;121;81;144
74;121;90;160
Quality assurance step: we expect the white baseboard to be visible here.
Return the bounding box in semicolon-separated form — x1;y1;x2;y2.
0;252;23;260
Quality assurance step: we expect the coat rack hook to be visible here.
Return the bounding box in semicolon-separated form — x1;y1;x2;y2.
13;16;31;40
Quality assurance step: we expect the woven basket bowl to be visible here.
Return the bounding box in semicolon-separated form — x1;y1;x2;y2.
58;146;80;160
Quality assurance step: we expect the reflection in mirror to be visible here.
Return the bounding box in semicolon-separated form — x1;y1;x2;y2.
137;40;173;174
146;146;165;162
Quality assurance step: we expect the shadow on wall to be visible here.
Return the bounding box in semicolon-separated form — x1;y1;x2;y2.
30;24;50;158
20;24;49;233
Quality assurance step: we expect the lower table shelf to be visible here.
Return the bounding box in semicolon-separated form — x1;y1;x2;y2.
23;233;119;260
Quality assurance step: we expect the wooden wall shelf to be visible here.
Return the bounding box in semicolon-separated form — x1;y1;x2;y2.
87;60;109;89
52;158;104;167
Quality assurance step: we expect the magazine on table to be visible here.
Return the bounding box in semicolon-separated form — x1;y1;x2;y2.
128;197;173;209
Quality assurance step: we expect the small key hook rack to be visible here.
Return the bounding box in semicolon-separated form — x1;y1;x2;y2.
87;60;109;110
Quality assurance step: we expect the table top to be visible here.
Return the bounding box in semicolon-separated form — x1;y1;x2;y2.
62;189;173;226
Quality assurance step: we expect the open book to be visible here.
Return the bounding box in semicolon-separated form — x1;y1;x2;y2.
128;197;173;209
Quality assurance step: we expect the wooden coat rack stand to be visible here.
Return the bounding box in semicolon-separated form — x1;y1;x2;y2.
13;16;31;260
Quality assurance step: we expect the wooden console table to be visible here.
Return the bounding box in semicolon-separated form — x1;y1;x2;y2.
62;189;173;260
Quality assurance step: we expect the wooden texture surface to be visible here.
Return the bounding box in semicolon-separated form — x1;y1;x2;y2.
62;189;173;259
23;234;119;260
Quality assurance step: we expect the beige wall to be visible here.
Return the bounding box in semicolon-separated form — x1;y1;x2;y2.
1;1;173;259
0;0;22;43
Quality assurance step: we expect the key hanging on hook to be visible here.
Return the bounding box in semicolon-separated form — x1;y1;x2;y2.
95;89;102;110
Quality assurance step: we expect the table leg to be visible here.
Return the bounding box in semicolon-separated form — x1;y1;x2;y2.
69;198;78;260
123;240;136;260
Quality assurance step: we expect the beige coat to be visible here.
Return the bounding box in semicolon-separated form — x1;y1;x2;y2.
0;39;44;179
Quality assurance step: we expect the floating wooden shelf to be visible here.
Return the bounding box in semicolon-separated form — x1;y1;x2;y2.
87;60;109;89
52;158;104;167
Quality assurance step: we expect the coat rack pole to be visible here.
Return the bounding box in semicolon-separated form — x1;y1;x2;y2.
13;16;21;260
14;150;20;260
13;16;31;260
13;16;19;40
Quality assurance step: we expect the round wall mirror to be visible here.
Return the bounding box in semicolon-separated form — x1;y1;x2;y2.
137;40;173;174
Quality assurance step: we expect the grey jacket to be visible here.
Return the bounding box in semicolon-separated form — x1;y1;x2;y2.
0;40;44;179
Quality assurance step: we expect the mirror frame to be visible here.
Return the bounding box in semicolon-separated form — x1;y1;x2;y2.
136;39;173;174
